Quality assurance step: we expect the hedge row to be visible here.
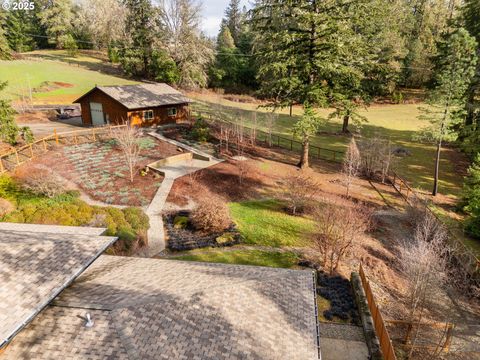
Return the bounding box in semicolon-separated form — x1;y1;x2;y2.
0;175;149;253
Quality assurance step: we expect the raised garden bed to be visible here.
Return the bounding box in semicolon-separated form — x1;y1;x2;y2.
164;210;241;251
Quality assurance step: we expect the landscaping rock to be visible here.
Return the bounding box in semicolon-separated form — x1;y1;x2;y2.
164;211;240;251
317;271;360;325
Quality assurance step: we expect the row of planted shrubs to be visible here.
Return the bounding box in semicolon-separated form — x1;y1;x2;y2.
0;173;149;254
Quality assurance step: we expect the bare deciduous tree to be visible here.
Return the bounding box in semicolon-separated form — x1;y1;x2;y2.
342;137;361;197
283;172;318;215
265;110;278;147
113;124;141;183
399;211;451;359
358;135;395;182
311;200;372;274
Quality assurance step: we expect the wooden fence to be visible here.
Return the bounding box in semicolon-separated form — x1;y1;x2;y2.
388;170;480;279
194;111;345;163
359;264;397;360
0;125;127;174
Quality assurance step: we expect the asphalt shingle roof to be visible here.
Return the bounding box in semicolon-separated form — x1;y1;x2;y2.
0;223;117;348
95;83;191;110
4;256;319;360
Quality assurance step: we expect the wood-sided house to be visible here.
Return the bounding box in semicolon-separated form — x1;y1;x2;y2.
74;83;192;127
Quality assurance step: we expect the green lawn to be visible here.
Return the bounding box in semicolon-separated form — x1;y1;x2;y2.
192;96;464;198
229;199;315;247
168;248;300;268
0;50;136;104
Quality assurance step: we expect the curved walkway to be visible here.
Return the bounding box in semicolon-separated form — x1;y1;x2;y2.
140;154;223;257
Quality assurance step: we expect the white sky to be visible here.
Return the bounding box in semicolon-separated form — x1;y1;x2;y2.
200;0;250;38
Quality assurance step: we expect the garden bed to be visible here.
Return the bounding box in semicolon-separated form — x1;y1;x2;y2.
35;136;179;206
316;271;360;325
164;210;240;251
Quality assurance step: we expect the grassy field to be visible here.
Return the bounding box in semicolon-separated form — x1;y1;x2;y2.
0;50;465;197
191;93;465;198
229;199;315;247
168;248;299;268
0;50;136;104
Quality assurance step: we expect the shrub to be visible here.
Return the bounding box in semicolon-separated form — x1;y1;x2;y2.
190;117;210;142
0;174;149;254
173;215;189;229
14;166;67;198
0;198;14;217
282;172;318;215
190;195;231;233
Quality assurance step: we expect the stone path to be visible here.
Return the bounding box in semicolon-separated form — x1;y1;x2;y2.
139;137;223;257
319;322;369;360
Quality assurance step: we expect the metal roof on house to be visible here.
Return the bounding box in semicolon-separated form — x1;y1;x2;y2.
3;256;319;360
74;83;191;110
0;223;117;349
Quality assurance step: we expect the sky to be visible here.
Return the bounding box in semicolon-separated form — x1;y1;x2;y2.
200;0;250;38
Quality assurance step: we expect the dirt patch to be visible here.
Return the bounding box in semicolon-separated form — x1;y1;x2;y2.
31;137;179;206
33;81;74;93
15;111;57;124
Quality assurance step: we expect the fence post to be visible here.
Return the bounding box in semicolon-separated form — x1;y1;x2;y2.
0;158;4;173
54;129;59;145
443;324;454;353
15;150;20;165
43;139;47;151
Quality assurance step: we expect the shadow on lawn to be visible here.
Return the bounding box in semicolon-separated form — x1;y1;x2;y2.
25;52;130;79
195;99;466;197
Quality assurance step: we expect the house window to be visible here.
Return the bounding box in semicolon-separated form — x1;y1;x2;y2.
143;110;154;121
167;107;177;117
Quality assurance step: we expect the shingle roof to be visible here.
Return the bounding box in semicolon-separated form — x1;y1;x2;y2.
4;256;319;360
85;83;191;110
0;223;117;348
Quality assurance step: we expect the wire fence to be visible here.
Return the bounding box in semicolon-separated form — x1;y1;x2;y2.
388;170;480;280
195;111;345;163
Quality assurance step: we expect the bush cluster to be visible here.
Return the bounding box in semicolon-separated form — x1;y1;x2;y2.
190;195;232;233
14;165;67;198
189;117;210;143
0;174;149;254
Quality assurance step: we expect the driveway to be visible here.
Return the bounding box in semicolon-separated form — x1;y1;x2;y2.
17;117;84;138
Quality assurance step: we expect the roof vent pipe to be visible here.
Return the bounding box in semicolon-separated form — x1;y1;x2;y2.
85;313;94;328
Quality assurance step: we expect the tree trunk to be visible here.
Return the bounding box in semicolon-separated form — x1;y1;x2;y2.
433;109;448;196
298;137;309;169
342;115;350;133
432;139;442;196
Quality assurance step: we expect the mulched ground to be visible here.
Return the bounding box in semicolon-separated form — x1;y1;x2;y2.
35;137;179;206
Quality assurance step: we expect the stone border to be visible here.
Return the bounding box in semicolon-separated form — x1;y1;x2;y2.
351;272;383;360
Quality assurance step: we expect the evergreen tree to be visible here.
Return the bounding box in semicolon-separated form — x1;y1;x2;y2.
5;9;37;52
462;153;480;238
37;0;74;49
0;10;11;59
462;0;480;131
209;23;244;90
417;28;477;196
122;0;157;78
294;103;326;169
224;0;242;46
0;81;33;146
